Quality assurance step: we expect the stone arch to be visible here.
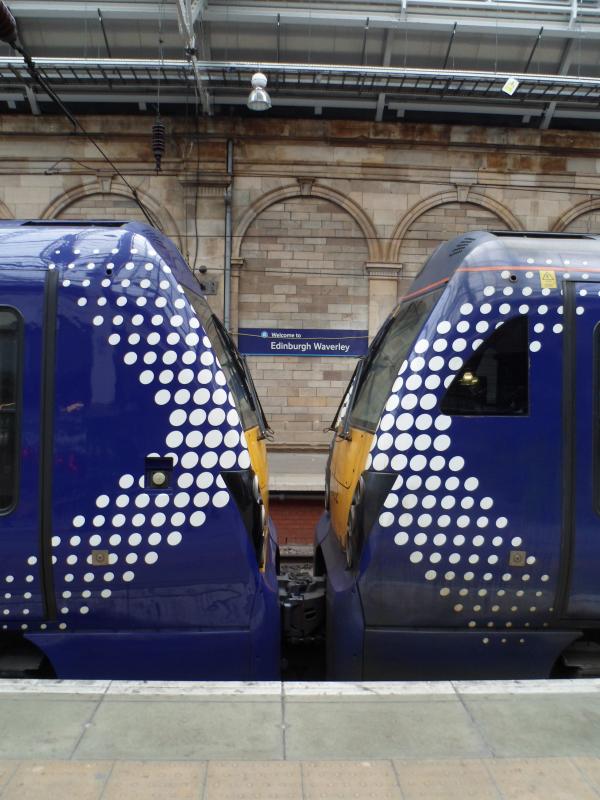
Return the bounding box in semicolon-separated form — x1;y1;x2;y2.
233;181;381;262
237;190;370;448
41;180;182;250
387;189;524;263
552;198;600;233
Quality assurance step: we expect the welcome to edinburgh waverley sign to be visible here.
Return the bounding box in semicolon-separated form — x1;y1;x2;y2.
237;328;368;357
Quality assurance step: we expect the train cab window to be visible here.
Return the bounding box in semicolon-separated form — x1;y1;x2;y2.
0;309;20;510
182;286;268;434
349;289;443;433
441;316;529;416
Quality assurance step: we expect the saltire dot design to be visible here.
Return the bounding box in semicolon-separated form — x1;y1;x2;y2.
3;232;251;631
366;265;589;641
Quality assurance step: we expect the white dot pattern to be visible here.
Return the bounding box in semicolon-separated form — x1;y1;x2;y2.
0;231;255;631
368;267;571;639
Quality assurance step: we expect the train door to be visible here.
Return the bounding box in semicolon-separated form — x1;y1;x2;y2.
562;280;600;619
0;266;53;630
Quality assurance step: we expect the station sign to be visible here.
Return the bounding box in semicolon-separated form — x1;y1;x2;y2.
237;327;369;357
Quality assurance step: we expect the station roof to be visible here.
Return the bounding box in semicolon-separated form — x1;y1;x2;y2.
3;0;600;129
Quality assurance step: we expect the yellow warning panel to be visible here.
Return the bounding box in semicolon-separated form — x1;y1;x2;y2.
539;270;557;289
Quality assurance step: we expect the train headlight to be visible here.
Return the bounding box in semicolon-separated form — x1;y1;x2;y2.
251;472;263;505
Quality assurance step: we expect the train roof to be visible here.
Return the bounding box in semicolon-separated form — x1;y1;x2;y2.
0;220;201;295
410;230;600;296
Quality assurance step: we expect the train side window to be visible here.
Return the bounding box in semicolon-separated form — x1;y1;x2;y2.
441;316;528;416
0;309;20;510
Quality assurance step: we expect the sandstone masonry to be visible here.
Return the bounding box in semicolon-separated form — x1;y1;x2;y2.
2;114;600;449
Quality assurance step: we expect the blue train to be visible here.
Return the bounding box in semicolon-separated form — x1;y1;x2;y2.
0;220;279;679
4;222;600;682
317;230;600;680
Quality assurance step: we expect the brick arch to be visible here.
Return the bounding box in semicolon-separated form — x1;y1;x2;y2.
233;182;381;262
41;180;182;250
552;198;600;232
387;189;523;263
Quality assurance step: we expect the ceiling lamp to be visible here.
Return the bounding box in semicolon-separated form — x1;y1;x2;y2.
247;72;271;111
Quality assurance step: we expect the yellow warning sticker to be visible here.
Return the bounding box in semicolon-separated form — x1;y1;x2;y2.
539;270;557;289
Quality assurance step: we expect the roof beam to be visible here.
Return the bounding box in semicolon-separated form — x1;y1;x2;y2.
8;2;174;19
540;37;576;128
175;0;196;48
8;1;600;40
174;0;212;114
375;28;394;121
24;84;39;115
201;5;600;40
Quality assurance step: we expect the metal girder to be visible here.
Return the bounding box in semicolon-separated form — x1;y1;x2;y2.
0;55;599;120
540;37;577;127
175;0;197;45
1;56;599;96
211;93;600;121
24;84;39;114
201;4;600;40
4;85;600;123
174;0;212;114
7;1;600;40
375;29;394;122
8;2;175;19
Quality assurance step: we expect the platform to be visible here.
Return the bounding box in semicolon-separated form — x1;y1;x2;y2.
0;680;599;798
268;451;327;492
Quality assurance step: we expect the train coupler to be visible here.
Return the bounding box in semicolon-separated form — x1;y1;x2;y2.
278;573;326;644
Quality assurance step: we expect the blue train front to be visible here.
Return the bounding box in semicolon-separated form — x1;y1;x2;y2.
318;230;600;680
0;220;279;679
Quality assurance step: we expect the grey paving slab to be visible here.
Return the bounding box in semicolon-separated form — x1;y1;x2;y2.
394;759;500;800
487;757;600;800
1;761;110;800
205;761;302;800
302;761;402;800
284;698;489;760
0;698;99;759
463;693;600;757
73;699;284;761
103;761;206;800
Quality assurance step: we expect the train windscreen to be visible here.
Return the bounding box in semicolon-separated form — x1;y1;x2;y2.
183;288;266;434
349;288;443;433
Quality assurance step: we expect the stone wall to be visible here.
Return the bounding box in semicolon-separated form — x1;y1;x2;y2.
1;115;600;448
239;196;368;445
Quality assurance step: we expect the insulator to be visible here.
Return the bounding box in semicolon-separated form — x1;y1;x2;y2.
0;3;17;45
151;119;166;172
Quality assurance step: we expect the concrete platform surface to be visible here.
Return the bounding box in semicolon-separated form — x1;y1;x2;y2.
0;680;599;798
269;451;327;491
